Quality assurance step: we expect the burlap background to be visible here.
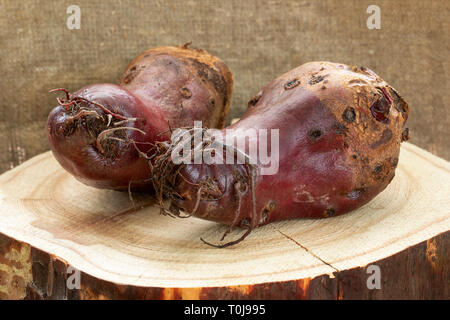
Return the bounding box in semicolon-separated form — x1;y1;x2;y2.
0;0;448;174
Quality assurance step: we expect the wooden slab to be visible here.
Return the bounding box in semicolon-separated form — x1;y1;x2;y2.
0;142;448;294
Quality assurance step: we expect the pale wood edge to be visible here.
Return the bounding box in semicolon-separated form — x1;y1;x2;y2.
1;230;447;299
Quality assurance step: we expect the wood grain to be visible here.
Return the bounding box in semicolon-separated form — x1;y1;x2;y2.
0;142;448;299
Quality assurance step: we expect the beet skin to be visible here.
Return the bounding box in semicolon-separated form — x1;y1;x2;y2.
152;61;410;247
47;45;233;190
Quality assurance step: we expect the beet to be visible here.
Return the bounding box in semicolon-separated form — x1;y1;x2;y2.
47;45;233;190
150;61;410;247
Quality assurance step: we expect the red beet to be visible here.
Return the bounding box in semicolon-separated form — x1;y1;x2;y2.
151;62;410;247
47;45;233;190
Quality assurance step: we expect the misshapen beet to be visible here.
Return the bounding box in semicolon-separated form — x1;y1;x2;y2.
47;45;233;190
151;61;410;247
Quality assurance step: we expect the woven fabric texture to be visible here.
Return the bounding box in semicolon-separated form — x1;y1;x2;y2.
0;0;448;172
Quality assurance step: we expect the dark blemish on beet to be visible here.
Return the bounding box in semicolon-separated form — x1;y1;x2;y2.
122;65;141;84
370;87;392;123
402;127;409;141
370;128;393;149
260;200;276;224
267;201;275;210
392;157;399;167
324;208;335;217
144;54;150;58
352;154;357;160
347;188;365;200
188;57;228;105
333;122;348;135
284;79;300;90
321;85;326;90
360;66;379;79
373;162;390;181
309;75;326;85
342;107;356;123
370;99;389;123
373;164;383;175
209;97;215;106
391;88;409;121
248;92;262;107
180;87;192;99
240;217;251;228
308;129;322;141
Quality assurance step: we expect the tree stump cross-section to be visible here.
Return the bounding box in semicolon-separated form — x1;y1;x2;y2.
0;142;448;299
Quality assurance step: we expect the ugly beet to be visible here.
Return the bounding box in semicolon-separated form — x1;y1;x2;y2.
150;61;410;247
47;45;233;190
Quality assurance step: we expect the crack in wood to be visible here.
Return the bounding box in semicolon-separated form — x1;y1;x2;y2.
276;229;342;299
276;229;339;272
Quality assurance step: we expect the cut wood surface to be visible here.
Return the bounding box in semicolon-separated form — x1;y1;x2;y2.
0;142;448;299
